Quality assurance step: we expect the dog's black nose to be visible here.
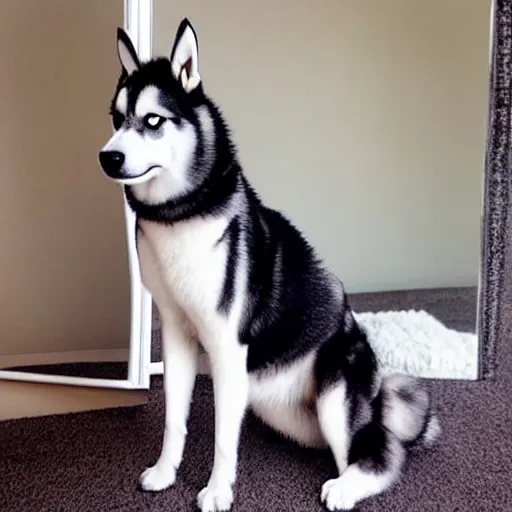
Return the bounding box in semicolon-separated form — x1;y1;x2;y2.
99;150;125;177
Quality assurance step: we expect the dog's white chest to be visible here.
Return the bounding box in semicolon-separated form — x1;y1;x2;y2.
136;217;229;315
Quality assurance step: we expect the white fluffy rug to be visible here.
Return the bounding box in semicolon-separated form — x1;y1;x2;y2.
354;309;478;380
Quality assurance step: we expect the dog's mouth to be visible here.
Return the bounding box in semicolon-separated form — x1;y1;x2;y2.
110;165;162;186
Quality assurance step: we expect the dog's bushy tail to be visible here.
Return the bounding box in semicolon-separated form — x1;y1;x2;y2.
379;373;441;450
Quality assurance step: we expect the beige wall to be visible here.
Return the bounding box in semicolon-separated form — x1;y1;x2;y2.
0;0;131;359
154;0;490;293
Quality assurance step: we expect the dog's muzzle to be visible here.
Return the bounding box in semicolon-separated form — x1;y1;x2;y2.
98;150;125;179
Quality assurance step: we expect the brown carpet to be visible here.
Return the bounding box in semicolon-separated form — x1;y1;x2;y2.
3;285;512;512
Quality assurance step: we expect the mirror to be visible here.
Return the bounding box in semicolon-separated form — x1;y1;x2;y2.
0;0;140;386
151;0;491;380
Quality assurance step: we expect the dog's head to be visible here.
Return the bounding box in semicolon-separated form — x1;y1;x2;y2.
98;19;221;205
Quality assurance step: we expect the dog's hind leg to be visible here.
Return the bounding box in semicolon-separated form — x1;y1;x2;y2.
139;306;199;492
319;411;405;511
314;320;406;511
317;383;406;511
321;373;440;509
316;383;351;476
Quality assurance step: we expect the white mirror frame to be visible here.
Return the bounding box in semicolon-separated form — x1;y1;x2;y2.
0;0;154;390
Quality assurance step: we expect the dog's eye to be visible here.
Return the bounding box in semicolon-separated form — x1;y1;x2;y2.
144;114;165;130
111;111;125;130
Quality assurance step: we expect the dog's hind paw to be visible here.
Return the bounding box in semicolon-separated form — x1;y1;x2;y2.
139;463;176;492
197;484;234;512
321;477;356;511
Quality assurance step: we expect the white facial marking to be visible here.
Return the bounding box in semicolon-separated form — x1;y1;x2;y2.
100;127;163;184
114;166;162;186
135;86;173;119
115;88;128;115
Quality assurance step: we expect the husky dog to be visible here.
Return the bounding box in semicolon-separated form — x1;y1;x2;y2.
98;19;441;512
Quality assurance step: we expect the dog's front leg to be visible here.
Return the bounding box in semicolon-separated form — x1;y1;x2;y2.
197;341;249;512
139;307;199;491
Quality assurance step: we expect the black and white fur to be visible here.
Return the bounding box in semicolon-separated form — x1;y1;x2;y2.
98;19;441;512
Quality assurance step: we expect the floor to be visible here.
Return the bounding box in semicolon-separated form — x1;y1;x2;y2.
4;286;511;512
2;369;511;511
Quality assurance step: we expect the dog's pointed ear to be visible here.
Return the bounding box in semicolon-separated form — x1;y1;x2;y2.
170;19;201;93
117;28;141;75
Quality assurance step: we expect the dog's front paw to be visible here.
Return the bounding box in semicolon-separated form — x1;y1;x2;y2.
321;477;356;511
197;483;234;512
139;463;176;492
